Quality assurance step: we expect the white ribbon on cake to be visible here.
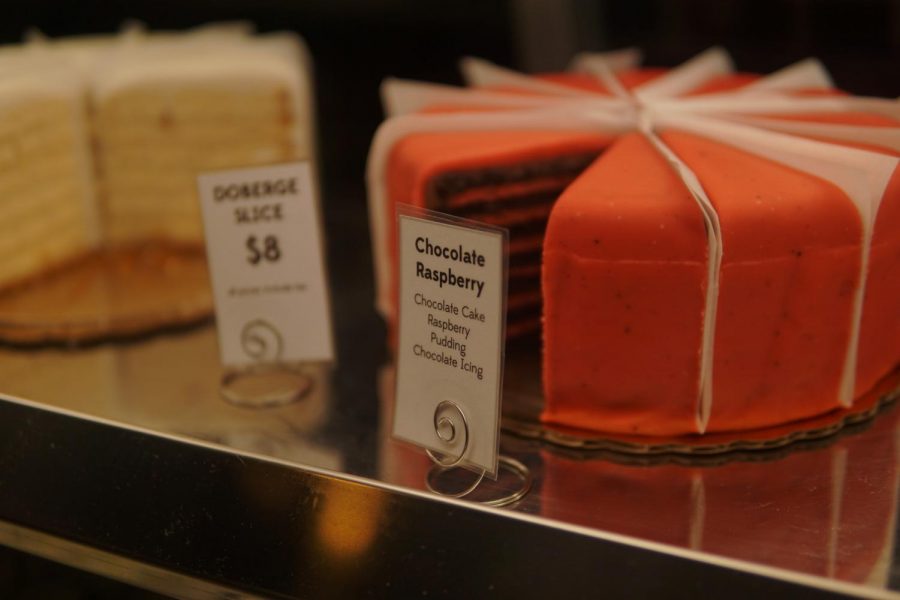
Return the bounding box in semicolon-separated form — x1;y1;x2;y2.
366;47;900;432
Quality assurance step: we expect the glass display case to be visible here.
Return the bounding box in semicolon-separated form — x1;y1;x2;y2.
2;325;898;598
0;1;898;598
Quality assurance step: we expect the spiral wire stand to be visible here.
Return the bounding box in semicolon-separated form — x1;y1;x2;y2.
424;400;532;507
219;319;312;408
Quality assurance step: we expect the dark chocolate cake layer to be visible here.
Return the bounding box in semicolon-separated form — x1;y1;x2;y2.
424;152;602;337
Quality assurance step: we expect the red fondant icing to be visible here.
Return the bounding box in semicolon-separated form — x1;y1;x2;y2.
542;133;708;435
661;130;862;432
376;59;900;437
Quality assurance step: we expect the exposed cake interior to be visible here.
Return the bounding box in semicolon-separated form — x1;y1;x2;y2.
0;27;315;295
385;130;615;337
92;38;310;246
95;82;299;245
0;60;97;289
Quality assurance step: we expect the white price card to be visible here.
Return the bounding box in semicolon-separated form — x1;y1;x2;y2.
197;162;333;367
393;208;507;477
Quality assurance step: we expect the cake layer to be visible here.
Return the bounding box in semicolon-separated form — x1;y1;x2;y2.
0;26;316;291
425;157;589;332
92;35;311;246
0;84;96;288
95;83;297;244
384;130;615;335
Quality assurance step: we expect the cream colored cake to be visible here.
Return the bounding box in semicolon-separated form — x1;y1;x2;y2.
0;24;315;287
0;52;98;289
91;32;314;244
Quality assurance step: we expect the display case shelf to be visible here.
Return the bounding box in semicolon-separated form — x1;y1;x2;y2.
0;311;897;598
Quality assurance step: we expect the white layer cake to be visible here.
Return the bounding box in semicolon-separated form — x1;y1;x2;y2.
92;34;313;244
0;25;315;287
0;52;98;288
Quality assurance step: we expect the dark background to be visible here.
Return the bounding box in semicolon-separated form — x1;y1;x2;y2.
1;0;896;326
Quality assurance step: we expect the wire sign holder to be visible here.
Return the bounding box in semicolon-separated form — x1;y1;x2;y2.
424;400;532;507
197;162;334;409
219;319;313;409
392;206;532;507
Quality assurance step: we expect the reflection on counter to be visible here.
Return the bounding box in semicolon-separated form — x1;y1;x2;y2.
1;326;898;592
376;363;432;490
316;479;386;561
378;361;900;588
539;399;899;585
0;326;341;471
0;342;120;416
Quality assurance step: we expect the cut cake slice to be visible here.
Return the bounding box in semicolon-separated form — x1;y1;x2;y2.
0;51;98;289
0;24;317;295
91;33;314;246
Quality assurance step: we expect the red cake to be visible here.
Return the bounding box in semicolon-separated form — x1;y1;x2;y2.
367;48;900;437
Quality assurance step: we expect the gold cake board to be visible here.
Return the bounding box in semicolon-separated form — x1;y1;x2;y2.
500;337;900;456
0;244;213;346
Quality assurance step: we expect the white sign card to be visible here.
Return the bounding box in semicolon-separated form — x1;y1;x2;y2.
393;208;507;477
197;162;334;367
